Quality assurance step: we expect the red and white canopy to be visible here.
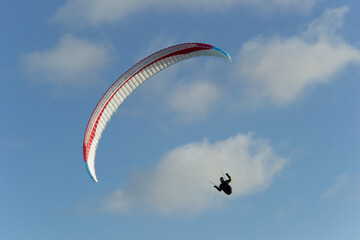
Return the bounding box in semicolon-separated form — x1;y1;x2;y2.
83;43;231;182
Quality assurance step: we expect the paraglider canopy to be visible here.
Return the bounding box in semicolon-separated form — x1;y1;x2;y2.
83;43;231;182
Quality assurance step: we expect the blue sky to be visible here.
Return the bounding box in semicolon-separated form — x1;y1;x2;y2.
1;0;360;239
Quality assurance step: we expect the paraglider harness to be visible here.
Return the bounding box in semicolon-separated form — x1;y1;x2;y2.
214;173;232;195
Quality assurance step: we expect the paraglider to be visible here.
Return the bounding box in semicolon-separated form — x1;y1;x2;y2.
83;43;231;183
214;173;232;195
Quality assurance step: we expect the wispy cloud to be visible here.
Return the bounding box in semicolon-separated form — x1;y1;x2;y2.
169;80;221;122
275;200;296;220
99;133;288;216
233;6;360;107
21;35;112;86
124;36;228;123
321;174;360;202
321;174;349;199
51;0;319;27
135;36;177;63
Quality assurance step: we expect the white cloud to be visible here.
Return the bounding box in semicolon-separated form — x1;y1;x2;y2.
52;0;319;26
21;35;112;85
234;6;360;107
100;132;288;216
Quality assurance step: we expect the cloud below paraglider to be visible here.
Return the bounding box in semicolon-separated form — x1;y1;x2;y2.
21;35;112;86
233;6;360;107
100;132;288;216
51;0;319;27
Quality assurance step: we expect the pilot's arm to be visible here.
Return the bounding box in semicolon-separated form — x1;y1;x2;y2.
226;173;232;183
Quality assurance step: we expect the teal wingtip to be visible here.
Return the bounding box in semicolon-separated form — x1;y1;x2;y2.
213;46;232;62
